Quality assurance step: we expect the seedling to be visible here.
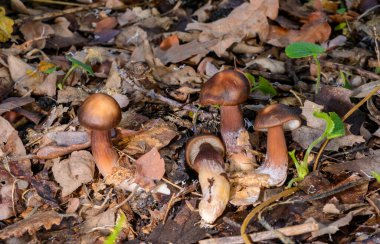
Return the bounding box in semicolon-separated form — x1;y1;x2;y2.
104;211;126;244
59;56;94;88
285;42;326;94
287;111;345;187
245;73;277;96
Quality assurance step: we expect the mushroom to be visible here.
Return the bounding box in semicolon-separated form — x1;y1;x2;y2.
199;70;256;172
254;104;301;186
78;93;121;177
185;135;230;224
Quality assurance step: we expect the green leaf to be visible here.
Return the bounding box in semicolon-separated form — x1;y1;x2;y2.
104;211;126;244
285;42;326;59
371;171;380;183
375;67;380;74
244;73;256;86
336;8;346;14
66;56;94;75
251;76;277;96
313;111;345;139
334;22;347;31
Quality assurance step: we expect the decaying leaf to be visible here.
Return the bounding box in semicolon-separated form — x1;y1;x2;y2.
311;208;368;238
0;168;16;220
83;208;116;233
52;150;95;197
186;0;279;56
0;96;35;115
19;21;54;49
0;210;63;239
134;147;165;191
267;11;331;47
0;7;14;43
120;119;178;155
323;153;380;177
7;55;44;96
0;116;31;176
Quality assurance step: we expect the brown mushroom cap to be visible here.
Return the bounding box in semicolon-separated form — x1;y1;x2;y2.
78;93;121;130
199;70;250;106
185;135;225;170
254;104;301;131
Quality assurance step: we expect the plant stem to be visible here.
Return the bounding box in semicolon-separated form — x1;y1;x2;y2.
313;55;321;94
62;65;77;83
303;134;325;166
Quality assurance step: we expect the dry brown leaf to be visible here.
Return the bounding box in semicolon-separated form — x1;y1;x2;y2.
134;147;165;191
267;11;331;47
0;210;63;239
83;208;116;233
311;208;367;238
0;116;31;176
0;67;13;100
120;119;178;155
46;17;87;49
0;168;16;220
155;39;218;64
94;17;118;34
186;0;279;56
323;153;380;177
0;97;34;115
19;21;54;49
7;55;44;96
34;72;57;97
52;150;95;197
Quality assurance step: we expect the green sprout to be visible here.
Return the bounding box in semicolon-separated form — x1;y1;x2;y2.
58;55;94;89
285;42;326;94
287;111;345;187
245;73;277;96
104;211;126;244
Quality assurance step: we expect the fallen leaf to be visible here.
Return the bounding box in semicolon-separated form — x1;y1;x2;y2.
155;39;218;64
134;147;165;190
120;118;178;155
0;210;63;239
19;21;54;49
186;0;279;56
83;208;116;233
0;168;16;220
0;116;31;176
323;153;380;177
247;57;286;74
351;80;380;98
34;72;57;97
7;55;44;96
311;208;366;238
335;175;368;204
267;11;331;47
0;67;13;100
0;7;14;43
0;97;35;115
94;17;118;34
56;86;89;104
52;150;95;197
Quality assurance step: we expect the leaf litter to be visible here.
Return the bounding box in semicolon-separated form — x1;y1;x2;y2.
0;0;380;243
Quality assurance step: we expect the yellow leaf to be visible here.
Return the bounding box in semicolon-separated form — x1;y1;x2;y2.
38;61;56;72
0;7;14;43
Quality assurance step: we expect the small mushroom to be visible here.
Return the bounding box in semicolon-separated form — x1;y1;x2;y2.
78;93;121;177
254;104;301;186
199;70;256;171
185;135;230;224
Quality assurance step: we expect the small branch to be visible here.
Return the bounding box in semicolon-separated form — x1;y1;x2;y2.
14;2;105;25
320;60;380;81
199;221;319;244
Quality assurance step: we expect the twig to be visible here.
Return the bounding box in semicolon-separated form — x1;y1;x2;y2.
240;187;299;244
313;84;380;171
358;4;380;20
30;0;84;6
199;221;319;244
258;215;294;244
14;2;105;25
320;60;380;80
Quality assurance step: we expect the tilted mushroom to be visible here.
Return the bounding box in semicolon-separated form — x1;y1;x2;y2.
78;93;121;177
199;70;256;172
185;135;230;224
254;104;301;186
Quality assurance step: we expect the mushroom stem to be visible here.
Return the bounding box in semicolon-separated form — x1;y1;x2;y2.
220;106;256;171
195;143;230;224
256;125;288;186
91;130;119;176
